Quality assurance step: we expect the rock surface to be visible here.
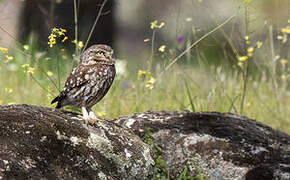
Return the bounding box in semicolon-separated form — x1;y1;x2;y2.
114;111;290;180
0;104;153;179
1;104;290;180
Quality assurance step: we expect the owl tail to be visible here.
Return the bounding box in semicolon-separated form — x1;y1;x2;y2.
51;96;62;109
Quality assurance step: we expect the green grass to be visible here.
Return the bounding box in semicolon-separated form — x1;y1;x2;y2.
0;52;289;133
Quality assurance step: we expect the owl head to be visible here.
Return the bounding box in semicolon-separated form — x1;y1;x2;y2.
80;44;114;65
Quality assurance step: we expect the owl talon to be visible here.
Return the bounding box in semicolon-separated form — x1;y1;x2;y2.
77;115;97;125
86;118;97;125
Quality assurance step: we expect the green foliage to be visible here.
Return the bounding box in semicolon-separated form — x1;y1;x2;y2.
143;128;167;179
184;79;196;112
144;128;154;145
144;128;206;179
177;167;205;180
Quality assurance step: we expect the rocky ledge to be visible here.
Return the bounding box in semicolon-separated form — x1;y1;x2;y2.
0;104;289;179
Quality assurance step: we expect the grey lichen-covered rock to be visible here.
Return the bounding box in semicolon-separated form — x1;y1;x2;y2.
1;104;290;180
114;111;290;180
0;104;154;179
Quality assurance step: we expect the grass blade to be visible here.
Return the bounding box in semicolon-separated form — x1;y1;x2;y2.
228;95;239;112
184;80;196;112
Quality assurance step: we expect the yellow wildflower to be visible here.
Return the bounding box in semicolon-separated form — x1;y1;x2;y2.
59;32;65;36
47;71;54;76
280;59;288;65
246;102;251;107
277;35;283;40
148;76;156;84
244;36;250;44
5;55;14;63
158;45;166;52
144;38;150;42
247;53;253;57
48;34;57;39
5;88;13;93
48;41;54;48
159;22;165;28
0;47;8;54
281;75;286;81
48;27;67;47
281;26;290;34
277;34;287;43
137;70;147;80
247;47;254;57
244;0;250;3
52;27;59;33
23;45;29;51
150;20;158;29
60;28;67;33
146;77;156;89
62;36;68;42
247;47;254;53
150;20;165;29
27;67;35;74
22;64;30;68
238;56;248;61
58;30;65;36
78;41;84;49
146;71;152;78
256;41;263;48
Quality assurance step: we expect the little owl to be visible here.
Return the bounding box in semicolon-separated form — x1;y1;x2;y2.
51;44;116;124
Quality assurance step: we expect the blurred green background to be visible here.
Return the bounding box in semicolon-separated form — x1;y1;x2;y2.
0;0;289;133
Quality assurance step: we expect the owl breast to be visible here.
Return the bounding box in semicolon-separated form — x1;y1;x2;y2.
85;64;116;108
65;63;116;109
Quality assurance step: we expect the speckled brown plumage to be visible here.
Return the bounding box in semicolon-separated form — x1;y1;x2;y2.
51;44;116;123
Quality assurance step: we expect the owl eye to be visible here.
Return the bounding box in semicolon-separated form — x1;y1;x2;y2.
96;51;105;56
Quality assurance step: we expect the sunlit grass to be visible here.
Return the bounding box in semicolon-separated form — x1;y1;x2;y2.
1;53;289;133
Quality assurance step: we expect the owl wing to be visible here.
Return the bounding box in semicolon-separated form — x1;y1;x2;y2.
51;64;92;108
